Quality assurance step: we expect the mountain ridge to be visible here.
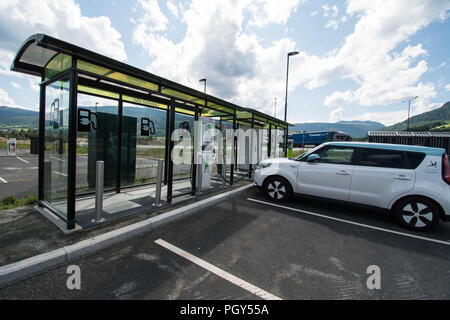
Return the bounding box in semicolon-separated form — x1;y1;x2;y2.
381;101;450;132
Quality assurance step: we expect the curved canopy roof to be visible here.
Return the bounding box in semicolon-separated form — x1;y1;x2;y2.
11;34;292;129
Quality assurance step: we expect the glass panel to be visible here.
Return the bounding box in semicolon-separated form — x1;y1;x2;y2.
78;85;120;100
256;128;269;163
201;107;227;117
175;107;195;116
20;43;57;67
75;94;119;196
207;102;234;115
211;118;233;189
161;87;205;105
43;79;70;215
77;60;158;92
277;129;285;158
45;53;72;79
172;112;195;196
122;102;167;188
236;124;251;173
270;128;281;158
359;149;406;169
236;111;252;119
317;147;355;165
254;115;266;123
122;95;168;111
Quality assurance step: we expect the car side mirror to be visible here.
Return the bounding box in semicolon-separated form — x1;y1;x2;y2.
306;154;321;162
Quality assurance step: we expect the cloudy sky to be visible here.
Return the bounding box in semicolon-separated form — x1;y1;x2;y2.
0;0;449;125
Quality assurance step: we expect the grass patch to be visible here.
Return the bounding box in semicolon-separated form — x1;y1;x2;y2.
0;142;31;150
0;194;38;211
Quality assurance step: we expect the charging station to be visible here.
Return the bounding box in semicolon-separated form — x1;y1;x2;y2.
196;116;217;190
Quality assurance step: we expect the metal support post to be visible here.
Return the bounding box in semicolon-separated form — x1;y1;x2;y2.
93;160;105;223
154;159;163;207
197;153;203;194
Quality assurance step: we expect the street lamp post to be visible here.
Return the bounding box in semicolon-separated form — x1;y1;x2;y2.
199;78;206;94
402;96;419;131
283;51;299;156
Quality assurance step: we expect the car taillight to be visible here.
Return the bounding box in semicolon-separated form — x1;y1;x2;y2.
443;153;450;185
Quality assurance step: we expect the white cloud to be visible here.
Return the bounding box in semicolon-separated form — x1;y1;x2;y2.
430;60;446;71
445;83;450;91
289;0;449;111
331;5;339;17
0;48;17;77
322;4;331;17
322;4;338;17
136;0;169;32
356;109;409;126
10;81;20;89
248;0;302;27
27;77;40;93
325;90;354;107
0;88;26;109
167;0;180;19
402;44;427;59
310;10;318;17
330;107;343;122
324;19;339;30
132;0;303;114
131;0;449;120
0;0;127;65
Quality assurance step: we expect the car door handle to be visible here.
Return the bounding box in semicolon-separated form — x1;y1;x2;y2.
336;170;351;175
394;175;411;180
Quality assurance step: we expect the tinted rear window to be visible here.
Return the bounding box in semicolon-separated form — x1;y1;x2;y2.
405;152;426;169
359;149;405;169
358;149;425;169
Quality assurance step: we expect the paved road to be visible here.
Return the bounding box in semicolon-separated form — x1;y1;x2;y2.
0;155;38;199
1;187;450;299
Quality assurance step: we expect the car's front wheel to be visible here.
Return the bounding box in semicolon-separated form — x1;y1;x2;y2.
393;196;440;231
263;176;292;202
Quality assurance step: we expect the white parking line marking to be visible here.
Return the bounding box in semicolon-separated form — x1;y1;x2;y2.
77;155;87;159
49;156;65;162
16;156;29;164
247;198;450;247
0;177;7;183
155;239;282;300
53;171;68;177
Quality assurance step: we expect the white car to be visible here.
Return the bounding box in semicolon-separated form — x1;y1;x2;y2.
254;142;450;231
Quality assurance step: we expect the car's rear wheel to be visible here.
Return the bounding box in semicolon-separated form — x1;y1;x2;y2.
263;176;292;202
393;196;440;231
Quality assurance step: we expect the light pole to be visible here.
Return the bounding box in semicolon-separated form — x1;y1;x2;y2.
402;96;418;131
283;51;299;156
199;78;206;94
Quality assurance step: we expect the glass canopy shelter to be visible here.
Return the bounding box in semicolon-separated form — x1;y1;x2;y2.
11;34;291;230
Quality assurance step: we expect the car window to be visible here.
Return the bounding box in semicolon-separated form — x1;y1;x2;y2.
317;147;355;165
359;149;407;169
295;144;323;161
405;152;426;169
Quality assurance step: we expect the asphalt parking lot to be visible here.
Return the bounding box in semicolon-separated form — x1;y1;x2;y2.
0;155;38;199
1;186;450;299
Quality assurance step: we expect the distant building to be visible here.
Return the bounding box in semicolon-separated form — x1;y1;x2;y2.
368;131;450;154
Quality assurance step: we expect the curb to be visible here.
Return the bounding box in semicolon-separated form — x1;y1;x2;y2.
0;184;254;288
